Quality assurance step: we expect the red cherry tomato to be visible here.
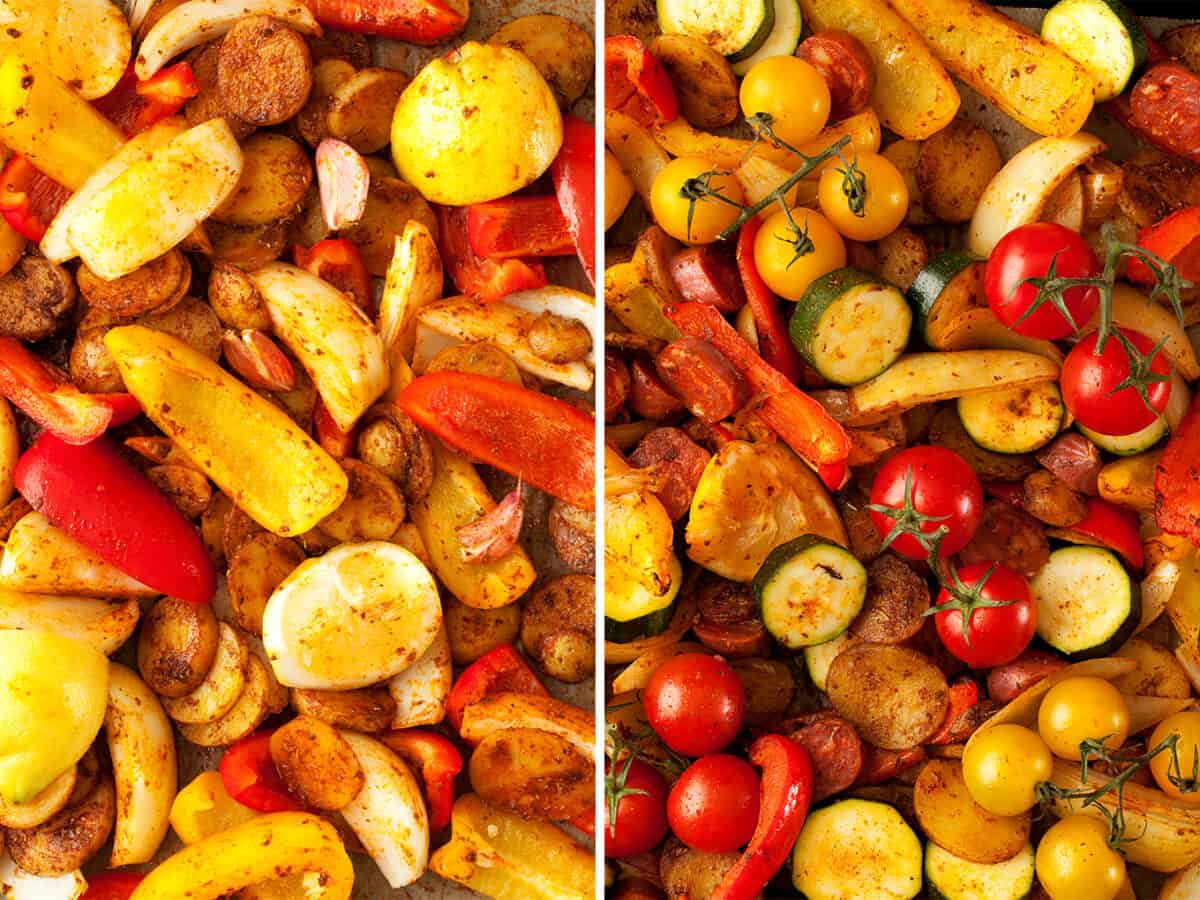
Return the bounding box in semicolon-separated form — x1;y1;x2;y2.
985;223;1100;340
667;754;761;853
932;562;1038;669
1061;327;1172;436
869;446;983;559
644;653;745;756
604;756;670;858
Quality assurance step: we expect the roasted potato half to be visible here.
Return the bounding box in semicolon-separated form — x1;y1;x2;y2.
227;533;306;637
318;459;406;543
648;35;738;129
489;15;595;109
136;595;220;698
290;686;397;733
5;770;116;876
341;177;438;276
444;594;520;666
270;716;364;811
520;574;596;683
468;727;593;821
211;133;312;226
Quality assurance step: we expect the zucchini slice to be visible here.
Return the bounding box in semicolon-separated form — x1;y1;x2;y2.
657;0;773;60
1031;546;1139;660
1079;417;1167;457
1041;0;1146;102
957;381;1064;454
604;604;675;643
792;267;912;386
730;0;803;76
906;250;985;348
925;842;1035;900
803;630;859;692
752;535;866;649
792;798;923;900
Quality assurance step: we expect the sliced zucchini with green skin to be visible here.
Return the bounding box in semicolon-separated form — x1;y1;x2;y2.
957;381;1064;454
792;798;923;900
753;535;867;650
1031;545;1139;660
604;604;674;643
925;842;1035;900
730;0;803;76
906;251;986;348
1079;417;1166;456
1041;0;1147;102
657;0;773;60
803;630;859;692
791;268;911;386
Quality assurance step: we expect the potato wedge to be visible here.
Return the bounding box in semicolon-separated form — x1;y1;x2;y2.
68;119;244;280
0;512;157;598
105;662;176;866
826;644;949;749
409;440;536;610
387;624;452;729
888;0;1093;137
211;133;312;227
468;727;592;821
107;326;347;537
162;624;249;725
648;35;737;129
270;716;363;811
913;759;1030;863
798;0;959;139
177;652;272;747
252;263;389;432
1114;638;1192;699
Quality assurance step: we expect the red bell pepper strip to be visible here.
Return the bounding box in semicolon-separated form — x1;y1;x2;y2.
444;643;548;732
379;729;463;831
14;433;217;603
926;679;981;746
308;0;467;44
466;196;574;259
0;154;70;242
711;735;813;900
1066;497;1144;570
399;372;596;510
551;115;597;285
436;205;548;303
1157;394;1200;545
1126;206;1200;286
0;338;138;444
604;36;678;127
735;218;812;387
294;238;374;316
81;872;146;900
93;62;200;136
219;730;304;813
664;302;850;485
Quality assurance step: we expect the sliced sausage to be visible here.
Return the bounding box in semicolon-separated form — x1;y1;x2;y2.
185;43;255;140
0;257;75;340
654;337;748;423
548;499;595;573
796;31;875;120
629;426;711;521
1021;469;1087;527
218;16;313;126
605;351;631;421
692;574;769;657
1036;433;1101;496
986;649;1067;704
855;745;927;787
782;710;864;801
958;500;1049;578
668;245;745;313
628;357;683;421
1130;63;1200;165
850;554;929;645
77;249;189;317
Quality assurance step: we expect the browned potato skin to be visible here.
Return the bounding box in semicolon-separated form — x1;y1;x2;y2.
837;483;883;563
444;594;520;666
218;16;313;127
69;324;124;393
211;134;312;227
548;499;595;572
5;773;115;876
928;407;1039;482
467;727;593;821
341;177;438;276
147;465;212;519
826;643;949;750
137;297;223;360
137;596;220;698
227;533;306;636
520;574;595;683
290;686;396;733
874;226;928;292
318;459;406;543
307;30;371;68
606;0;659;43
881;139;934;226
959;500;1049;577
527;312;592;364
732;658;795;726
851;554;930;645
426;342;524;385
649;35;738;129
660;837;741;900
0;257;75;341
208;262;271;331
296;59;357;149
207;221;290;270
222;503;265;561
490;15;595;109
327;68;411;154
269;716;364;811
77;249;189;317
0;497;31;543
1021;469;1087;527
185;42;255;140
355;407;434;506
916;118;1003;223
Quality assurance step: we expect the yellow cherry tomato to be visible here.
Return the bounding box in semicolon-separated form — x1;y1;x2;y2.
1035;814;1125;900
739;57;831;148
650;156;743;245
604;149;635;231
1149;711;1200;804
752;208;845;301
1037;677;1129;761
961;723;1053;817
818;151;909;242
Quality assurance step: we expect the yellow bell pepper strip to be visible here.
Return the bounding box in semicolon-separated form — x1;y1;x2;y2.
430;794;593;900
169;770;259;845
104;326;348;537
129;812;354;900
0;54;124;191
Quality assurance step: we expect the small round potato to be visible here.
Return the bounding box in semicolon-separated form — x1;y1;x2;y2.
318;459;406;543
444;594;520;666
327;68;411;154
269;715;364;811
227;533;306;637
5;773;115;876
488;15;595;109
211;134;313;226
520;574;595;683
290;686;396;733
468;727;593;821
137;596;220;698
77;249;189;317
